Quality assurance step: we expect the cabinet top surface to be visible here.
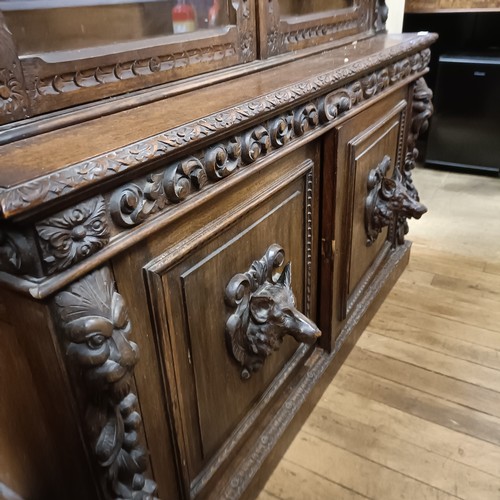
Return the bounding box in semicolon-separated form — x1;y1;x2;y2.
0;32;436;219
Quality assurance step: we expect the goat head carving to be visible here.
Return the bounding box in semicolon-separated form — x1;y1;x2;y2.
225;244;321;380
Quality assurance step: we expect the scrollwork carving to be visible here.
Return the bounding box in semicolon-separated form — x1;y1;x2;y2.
110;173;166;228
0;42;437;218
241;126;271;164
365;156;427;247
205;138;241;180
225;245;321;380
293;104;319;136
270;113;293;147
54;267;157;499
319;89;352;123
164;156;208;203
36;196;110;274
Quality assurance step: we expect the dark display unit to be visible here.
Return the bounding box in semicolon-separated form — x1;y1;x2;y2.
426;53;500;174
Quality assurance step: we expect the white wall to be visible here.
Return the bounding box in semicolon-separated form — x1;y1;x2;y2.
386;0;406;34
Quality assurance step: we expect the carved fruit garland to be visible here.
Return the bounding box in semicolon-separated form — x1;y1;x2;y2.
54;267;157;499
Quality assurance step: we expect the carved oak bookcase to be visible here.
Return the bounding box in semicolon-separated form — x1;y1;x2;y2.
0;2;435;499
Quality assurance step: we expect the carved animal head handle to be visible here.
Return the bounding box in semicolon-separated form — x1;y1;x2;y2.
365;156;427;247
225;245;321;380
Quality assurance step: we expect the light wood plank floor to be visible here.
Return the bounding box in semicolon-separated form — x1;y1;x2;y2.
259;167;500;499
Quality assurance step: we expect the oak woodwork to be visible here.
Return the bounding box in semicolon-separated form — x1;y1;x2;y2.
0;5;435;498
405;0;500;12
225;244;321;380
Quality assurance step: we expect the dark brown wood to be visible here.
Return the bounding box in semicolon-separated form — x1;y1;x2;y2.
0;12;30;125
0;10;435;499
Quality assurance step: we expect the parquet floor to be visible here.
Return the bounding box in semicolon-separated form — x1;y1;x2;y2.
258;167;500;499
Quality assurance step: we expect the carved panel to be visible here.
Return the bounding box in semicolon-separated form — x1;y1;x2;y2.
225;245;320;379
365;155;427;246
0;12;30;124
0;41;436;219
36;196;110;274
54;267;157;500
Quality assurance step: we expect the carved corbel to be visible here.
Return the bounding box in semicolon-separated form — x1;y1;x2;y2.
54;267;158;499
374;0;389;33
365;156;427;247
225;245;321;380
396;77;433;243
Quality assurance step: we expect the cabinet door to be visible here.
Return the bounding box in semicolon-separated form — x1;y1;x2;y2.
321;87;409;343
127;144;320;498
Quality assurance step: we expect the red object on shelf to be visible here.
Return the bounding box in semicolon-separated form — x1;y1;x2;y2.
172;1;197;34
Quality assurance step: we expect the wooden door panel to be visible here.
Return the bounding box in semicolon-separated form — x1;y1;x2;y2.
142;151;319;496
321;87;409;344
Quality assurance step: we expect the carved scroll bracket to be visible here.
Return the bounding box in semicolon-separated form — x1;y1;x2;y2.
225;245;321;380
54;267;158;499
365;155;427;247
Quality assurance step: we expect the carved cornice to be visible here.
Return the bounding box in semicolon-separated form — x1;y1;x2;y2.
54;267;157;500
0;38;436;219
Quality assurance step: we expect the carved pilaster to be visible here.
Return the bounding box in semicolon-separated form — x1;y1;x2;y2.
396;77;434;243
54;267;157;499
225;245;320;380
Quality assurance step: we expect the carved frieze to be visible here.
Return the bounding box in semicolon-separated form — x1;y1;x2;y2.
0;42;436;219
54;267;157;500
36;196;110;274
225;245;320;380
365;156;427;246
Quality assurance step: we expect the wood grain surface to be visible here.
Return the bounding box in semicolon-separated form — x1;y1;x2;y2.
259;166;500;499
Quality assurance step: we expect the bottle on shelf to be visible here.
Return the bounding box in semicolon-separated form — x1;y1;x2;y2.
172;0;197;34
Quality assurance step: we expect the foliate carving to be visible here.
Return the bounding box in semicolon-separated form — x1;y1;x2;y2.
0;230;23;274
319;89;352;122
0;41;436;218
36;196;110;274
397;76;434;243
0;68;28;117
225;245;321;380
365;156;427;246
54;267;157;499
375;0;389;32
409;77;434;149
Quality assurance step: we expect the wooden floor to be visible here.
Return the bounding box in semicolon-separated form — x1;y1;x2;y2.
258;166;500;500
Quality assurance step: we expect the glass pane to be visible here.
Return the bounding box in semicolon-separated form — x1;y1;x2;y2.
0;0;233;55
280;0;353;17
